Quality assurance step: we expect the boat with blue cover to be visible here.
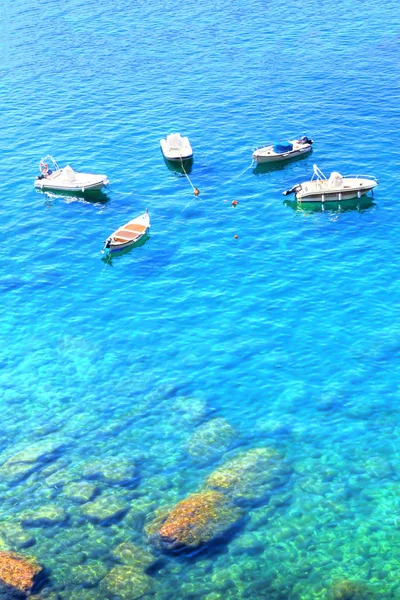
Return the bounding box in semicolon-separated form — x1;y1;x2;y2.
252;136;313;164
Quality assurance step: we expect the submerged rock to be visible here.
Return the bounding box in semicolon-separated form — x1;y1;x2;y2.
81;457;138;487
111;542;156;570
99;565;155;599
0;523;35;550
170;396;209;424
327;580;374;599
0;441;66;484
20;505;68;528
5;441;65;466
206;447;291;505
0;551;44;597
186;418;236;464
81;494;129;525
148;491;243;551
69;561;109;588
63;481;98;504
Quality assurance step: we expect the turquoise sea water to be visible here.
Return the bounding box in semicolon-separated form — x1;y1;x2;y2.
2;0;400;598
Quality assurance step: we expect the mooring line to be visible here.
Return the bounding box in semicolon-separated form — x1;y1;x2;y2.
223;159;255;186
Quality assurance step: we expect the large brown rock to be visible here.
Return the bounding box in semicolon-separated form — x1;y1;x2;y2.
147;491;243;551
0;551;43;597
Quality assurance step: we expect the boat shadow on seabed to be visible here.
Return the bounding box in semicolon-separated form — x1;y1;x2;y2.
284;196;376;214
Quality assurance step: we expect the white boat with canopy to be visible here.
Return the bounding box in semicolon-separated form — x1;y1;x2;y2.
35;155;109;193
103;210;150;253
160;133;193;161
283;164;378;202
253;136;313;164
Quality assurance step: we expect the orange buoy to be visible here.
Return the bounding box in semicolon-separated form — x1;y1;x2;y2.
234;235;238;239
232;200;238;206
194;188;200;196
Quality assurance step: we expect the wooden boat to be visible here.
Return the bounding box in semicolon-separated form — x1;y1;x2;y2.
252;136;313;164
160;133;193;161
282;164;378;202
103;210;150;253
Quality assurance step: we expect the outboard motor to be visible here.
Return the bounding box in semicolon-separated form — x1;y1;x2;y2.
299;136;313;145
283;184;302;196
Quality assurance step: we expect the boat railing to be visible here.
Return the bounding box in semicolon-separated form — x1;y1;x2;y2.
253;143;274;151
343;174;378;182
311;166;378;183
40;155;60;171
311;164;327;180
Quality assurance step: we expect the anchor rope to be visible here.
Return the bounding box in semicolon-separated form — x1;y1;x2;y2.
223;159;255;186
180;157;196;192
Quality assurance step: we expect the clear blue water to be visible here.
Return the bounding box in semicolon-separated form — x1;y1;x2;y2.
2;0;400;598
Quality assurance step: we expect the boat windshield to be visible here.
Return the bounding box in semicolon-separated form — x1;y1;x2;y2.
328;172;343;189
167;134;183;149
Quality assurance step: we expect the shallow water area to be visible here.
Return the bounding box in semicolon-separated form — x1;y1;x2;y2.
1;0;400;598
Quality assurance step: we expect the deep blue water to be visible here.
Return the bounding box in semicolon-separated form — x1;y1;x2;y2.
1;0;400;598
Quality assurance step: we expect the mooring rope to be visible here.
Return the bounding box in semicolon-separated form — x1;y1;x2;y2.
180;158;197;193
223;159;255;186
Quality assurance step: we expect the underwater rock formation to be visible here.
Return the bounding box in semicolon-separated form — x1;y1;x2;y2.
186;418;236;464
69;561;109;589
63;481;98;504
20;505;68;528
205;447;291;505
327;580;374;599
170;396;209;424
99;565;155;599
81;494;129;525
111;542;156;570
0;523;35;551
0;551;43;597
147;491;243;551
81;457;138;487
0;440;66;484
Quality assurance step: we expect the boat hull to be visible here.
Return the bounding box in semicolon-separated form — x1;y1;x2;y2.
253;145;312;164
34;179;107;192
163;156;193;174
161;153;193;162
297;183;377;202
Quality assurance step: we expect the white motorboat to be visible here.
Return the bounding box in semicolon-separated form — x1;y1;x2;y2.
253;136;313;164
103;210;150;253
35;155;109;193
160;133;193;162
282;164;378;202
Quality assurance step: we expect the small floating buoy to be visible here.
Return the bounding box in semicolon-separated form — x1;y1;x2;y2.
194;188;200;196
232;200;239;206
234;235;238;239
